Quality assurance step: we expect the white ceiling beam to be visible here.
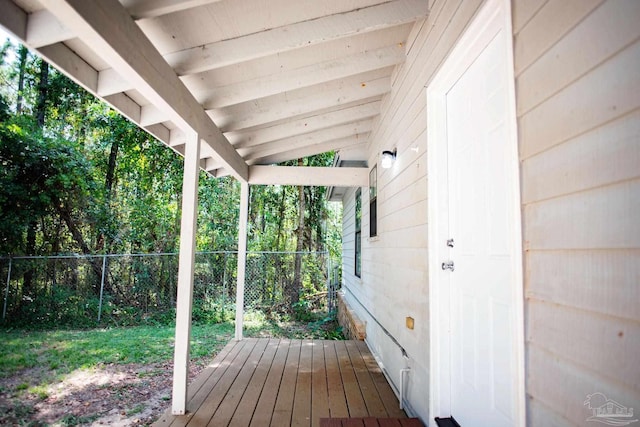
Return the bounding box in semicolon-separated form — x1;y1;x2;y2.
39;0;247;180
250;134;368;166
121;0;224;20
0;0;27;39
181;24;412;92
104;93;141;122
227;101;382;149
144;123;171;143
164;0;428;75
97;68;131;96
201;45;405;109
98;28;410;99
241;120;374;161
26;9;74;48
210;69;392;132
140;104;170;127
248;166;368;187
23;2;226;49
33;45;225;163
38;42;99;91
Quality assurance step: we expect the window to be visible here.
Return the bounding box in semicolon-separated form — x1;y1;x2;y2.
355;188;362;277
369;165;377;237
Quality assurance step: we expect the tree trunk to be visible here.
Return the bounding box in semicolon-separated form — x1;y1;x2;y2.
289;158;305;307
35;59;48;128
96;138;120;252
16;45;28;114
21;221;37;295
22;58;49;296
105;139;119;196
56;201;103;294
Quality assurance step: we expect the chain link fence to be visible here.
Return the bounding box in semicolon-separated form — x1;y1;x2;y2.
0;251;337;328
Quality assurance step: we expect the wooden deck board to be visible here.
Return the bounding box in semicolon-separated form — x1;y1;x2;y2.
292;339;314;427
335;341;369;418
212;339;270;426
320;419;422;427
270;339;301;426
356;341;406;419
187;339;259;426
228;338;279;427
312;341;331;427
344;341;387;418
249;339;290;427
153;339;410;427
325;341;349;418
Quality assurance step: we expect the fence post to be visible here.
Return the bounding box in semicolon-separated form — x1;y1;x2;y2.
98;255;107;323
221;252;227;321
2;257;12;320
327;257;332;313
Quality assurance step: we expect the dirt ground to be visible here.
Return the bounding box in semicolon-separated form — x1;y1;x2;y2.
0;359;207;426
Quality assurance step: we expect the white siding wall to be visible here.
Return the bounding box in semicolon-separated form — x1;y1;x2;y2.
341;0;485;421
341;0;639;425
342;186;357;283
513;0;640;425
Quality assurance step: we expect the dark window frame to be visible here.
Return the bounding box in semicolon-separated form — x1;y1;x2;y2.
369;165;378;237
355;188;362;278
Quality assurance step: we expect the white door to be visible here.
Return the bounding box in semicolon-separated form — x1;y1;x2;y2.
428;0;525;425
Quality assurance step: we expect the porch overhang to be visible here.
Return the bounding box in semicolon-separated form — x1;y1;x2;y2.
0;0;429;182
0;0;429;416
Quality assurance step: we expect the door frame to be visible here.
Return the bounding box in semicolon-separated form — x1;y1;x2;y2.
426;0;525;423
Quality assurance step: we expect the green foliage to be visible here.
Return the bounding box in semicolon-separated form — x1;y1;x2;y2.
0;113;95;255
59;413;100;426
0;38;343;328
307;312;344;340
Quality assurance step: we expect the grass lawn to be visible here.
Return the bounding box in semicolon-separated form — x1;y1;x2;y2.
0;311;342;425
0;322;235;379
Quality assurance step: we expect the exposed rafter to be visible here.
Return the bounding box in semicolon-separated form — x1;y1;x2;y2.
26;9;73;48
248;166;368;187
210;69;392;132
200;45;405;109
226;101;382;149
164;0;428;75
250;135;368;166
181;24;413;93
241;120;374;161
121;0;224;20
0;0;428;184
38;0;248;180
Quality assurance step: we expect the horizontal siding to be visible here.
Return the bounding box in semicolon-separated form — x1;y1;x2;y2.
528;300;640;392
511;0;546;34
514;0;604;75
527;344;640;425
515;0;640;425
521;110;640;204
524;180;640;250
526;250;640;322
519;40;640;159
516;0;640;115
339;0;487;422
527;399;574;427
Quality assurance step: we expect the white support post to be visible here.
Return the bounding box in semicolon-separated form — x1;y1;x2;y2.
235;180;249;341
171;131;200;415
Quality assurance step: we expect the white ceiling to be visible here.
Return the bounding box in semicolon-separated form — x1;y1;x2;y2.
1;0;428;181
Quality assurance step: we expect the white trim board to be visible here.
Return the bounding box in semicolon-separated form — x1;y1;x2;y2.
426;0;525;424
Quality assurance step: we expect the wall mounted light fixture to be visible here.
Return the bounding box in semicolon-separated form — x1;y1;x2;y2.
381;149;396;169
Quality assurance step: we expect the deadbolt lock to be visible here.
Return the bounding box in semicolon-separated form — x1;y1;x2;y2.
441;261;455;271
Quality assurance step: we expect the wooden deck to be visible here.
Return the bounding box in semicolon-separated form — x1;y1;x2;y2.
153;338;411;427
